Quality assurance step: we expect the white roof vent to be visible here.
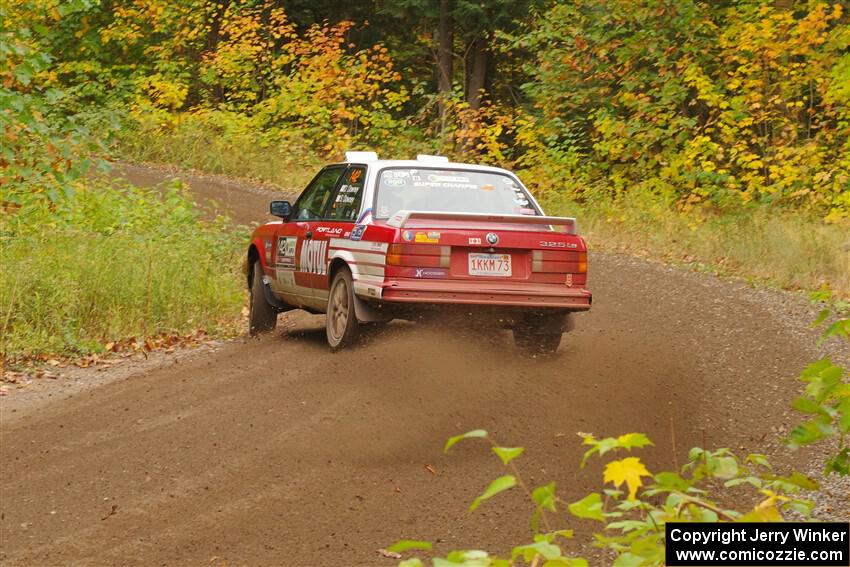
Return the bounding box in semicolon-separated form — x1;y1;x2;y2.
345;151;378;162
416;154;449;164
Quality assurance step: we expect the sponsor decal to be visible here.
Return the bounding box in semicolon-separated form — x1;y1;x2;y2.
277;236;297;258
349;169;363;183
468;237;482;245
415;231;440;244
384;170;410;179
565;273;573;287
486;232;499;245
414;268;447;279
276;256;295;268
264;239;272;260
315;226;343;235
428;174;469;183
402;230;414;242
278;270;295;286
384;177;405;187
300;240;328;275
368;241;385;251
350;224;367;241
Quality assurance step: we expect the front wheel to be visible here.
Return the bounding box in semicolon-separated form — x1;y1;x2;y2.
326;268;359;350
249;261;278;335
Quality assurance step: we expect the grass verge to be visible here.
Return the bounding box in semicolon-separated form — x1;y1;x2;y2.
543;192;850;298
1;179;247;361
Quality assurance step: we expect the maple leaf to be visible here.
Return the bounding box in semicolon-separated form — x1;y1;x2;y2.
603;457;651;500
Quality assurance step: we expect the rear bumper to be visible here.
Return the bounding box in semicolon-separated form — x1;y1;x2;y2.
380;278;592;310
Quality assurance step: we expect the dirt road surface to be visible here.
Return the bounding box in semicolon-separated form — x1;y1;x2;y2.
1;164;845;566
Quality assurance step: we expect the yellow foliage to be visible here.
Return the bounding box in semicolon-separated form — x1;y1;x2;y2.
603;457;652;500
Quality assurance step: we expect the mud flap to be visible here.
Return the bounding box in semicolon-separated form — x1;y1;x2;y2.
562;313;575;333
261;275;293;313
353;295;393;323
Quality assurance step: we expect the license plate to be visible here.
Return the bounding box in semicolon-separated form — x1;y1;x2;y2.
468;253;512;277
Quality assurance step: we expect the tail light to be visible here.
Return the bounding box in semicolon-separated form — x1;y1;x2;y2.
578;252;587;274
386;244;403;266
386;243;449;267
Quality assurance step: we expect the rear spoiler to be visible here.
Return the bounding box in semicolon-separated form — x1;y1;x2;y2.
385;210;577;235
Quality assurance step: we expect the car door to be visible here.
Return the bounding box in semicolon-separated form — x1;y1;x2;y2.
308;165;368;300
272;165;345;308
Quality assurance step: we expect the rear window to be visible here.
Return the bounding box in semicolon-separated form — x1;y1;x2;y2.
374;168;538;219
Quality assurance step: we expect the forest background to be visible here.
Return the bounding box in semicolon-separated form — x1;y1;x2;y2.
2;0;849;358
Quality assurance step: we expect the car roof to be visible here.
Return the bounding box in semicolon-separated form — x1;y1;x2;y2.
328;159;516;175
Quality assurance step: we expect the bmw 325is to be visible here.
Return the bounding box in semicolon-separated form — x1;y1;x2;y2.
244;152;592;354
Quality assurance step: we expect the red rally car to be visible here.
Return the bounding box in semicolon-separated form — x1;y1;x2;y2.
245;152;592;354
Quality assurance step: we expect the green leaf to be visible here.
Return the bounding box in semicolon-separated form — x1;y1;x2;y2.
825;448;850;476
746;453;772;469
542;559;588;567
787;420;832;448
812;308;831;328
653;471;690;491
532;482;557;512
709;456;739;480
399;559;424;567
617;433;653;450
568;492;605;521
513;541;562;562
792;396;825;415
388;540;433;553
767;472;819;491
723;476;761;488
470;475;516;511
821;319;850;342
492;446;524;465
613;553;647;567
444;429;487;453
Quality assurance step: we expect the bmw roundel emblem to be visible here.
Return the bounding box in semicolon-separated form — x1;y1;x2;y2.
486;232;499;245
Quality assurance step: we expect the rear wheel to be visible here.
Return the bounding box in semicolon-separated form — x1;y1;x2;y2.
249;261;277;335
512;313;568;356
326;268;359;350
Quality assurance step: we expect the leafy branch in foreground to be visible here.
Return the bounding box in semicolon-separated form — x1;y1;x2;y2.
787;291;850;475
392;431;815;567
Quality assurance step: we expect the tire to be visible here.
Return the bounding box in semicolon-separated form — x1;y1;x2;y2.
512;313;568;356
326;268;359;350
249;261;277;335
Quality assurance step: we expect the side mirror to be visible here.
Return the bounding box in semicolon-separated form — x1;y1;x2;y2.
270;200;292;219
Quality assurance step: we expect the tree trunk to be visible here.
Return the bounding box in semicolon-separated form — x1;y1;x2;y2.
466;34;489;110
437;0;453;120
205;0;230;104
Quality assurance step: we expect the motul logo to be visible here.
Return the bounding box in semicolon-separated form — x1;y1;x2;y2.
300;240;328;275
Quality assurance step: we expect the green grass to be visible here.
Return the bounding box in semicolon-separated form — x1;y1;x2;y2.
1;179;247;360
544;192;850;298
117;108;323;190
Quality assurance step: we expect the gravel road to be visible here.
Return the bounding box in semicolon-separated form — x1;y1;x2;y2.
1;163;846;566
